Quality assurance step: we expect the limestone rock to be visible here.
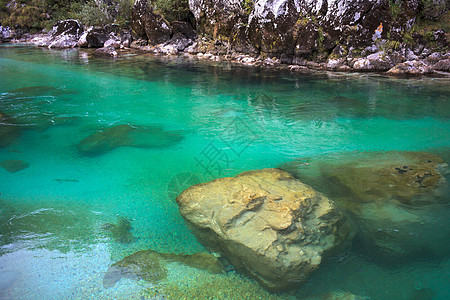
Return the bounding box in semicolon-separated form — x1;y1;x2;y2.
165;33;193;52
387;60;433;75
131;0;172;45
77;29;90;47
119;29;133;47
176;168;348;291
28;19;82;49
433;58;450;72
104;38;121;49
52;19;83;37
48;19;83;48
86;28;109;48
352;51;393;71
102;217;136;244
93;46;118;57
189;0;244;38
0;25;14;42
171;21;197;40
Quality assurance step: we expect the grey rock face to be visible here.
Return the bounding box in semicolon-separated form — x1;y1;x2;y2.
188;0;447;65
36;19;83;49
131;0;172;45
0;25;14;42
52;19;83;37
387;60;433;75
189;0;244;37
93;46;118;57
86;28;110;48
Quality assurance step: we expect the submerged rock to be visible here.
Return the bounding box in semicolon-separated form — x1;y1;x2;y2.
176;168;348;291
0;111;21;147
103;249;225;288
102;217;136;244
76;124;184;156
281;151;449;207
305;291;369;300
280;151;450;264
0;160;29;173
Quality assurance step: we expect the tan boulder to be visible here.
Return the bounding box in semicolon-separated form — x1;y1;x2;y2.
176;168;348;291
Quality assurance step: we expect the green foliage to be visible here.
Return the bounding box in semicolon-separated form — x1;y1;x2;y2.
1;0;134;29
115;0;134;27
383;40;401;51
317;27;324;51
74;0;112;27
389;0;402;20
1;0;45;29
0;0;8;11
403;31;414;46
242;0;254;16
153;0;191;23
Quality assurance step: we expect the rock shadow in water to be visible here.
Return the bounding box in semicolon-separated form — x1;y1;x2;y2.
0;160;29;173
0;111;21;147
102;216;136;244
103;249;225;288
77;124;184;156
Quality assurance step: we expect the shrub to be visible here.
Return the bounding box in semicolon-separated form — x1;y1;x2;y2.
75;0;111;27
1;1;45;30
153;0;191;23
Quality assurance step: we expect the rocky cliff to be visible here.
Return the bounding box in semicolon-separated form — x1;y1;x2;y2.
191;0;448;60
10;0;449;74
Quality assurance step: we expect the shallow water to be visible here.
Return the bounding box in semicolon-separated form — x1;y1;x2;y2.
0;45;449;299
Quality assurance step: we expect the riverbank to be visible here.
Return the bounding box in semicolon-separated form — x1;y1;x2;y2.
1;20;449;77
6;31;450;77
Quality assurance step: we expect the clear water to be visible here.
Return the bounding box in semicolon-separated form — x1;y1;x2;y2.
0;45;449;299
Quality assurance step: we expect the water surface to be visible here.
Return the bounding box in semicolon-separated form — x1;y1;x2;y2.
0;45;449;299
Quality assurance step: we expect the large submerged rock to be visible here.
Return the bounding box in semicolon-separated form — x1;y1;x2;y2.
280;151;450;264
103;249;225;288
176;168;348;291
77;124;184;156
281;151;449;206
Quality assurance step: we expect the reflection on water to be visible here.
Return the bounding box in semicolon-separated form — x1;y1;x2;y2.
0;45;449;299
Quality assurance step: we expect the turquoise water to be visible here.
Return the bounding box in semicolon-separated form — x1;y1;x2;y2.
0;45;449;299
